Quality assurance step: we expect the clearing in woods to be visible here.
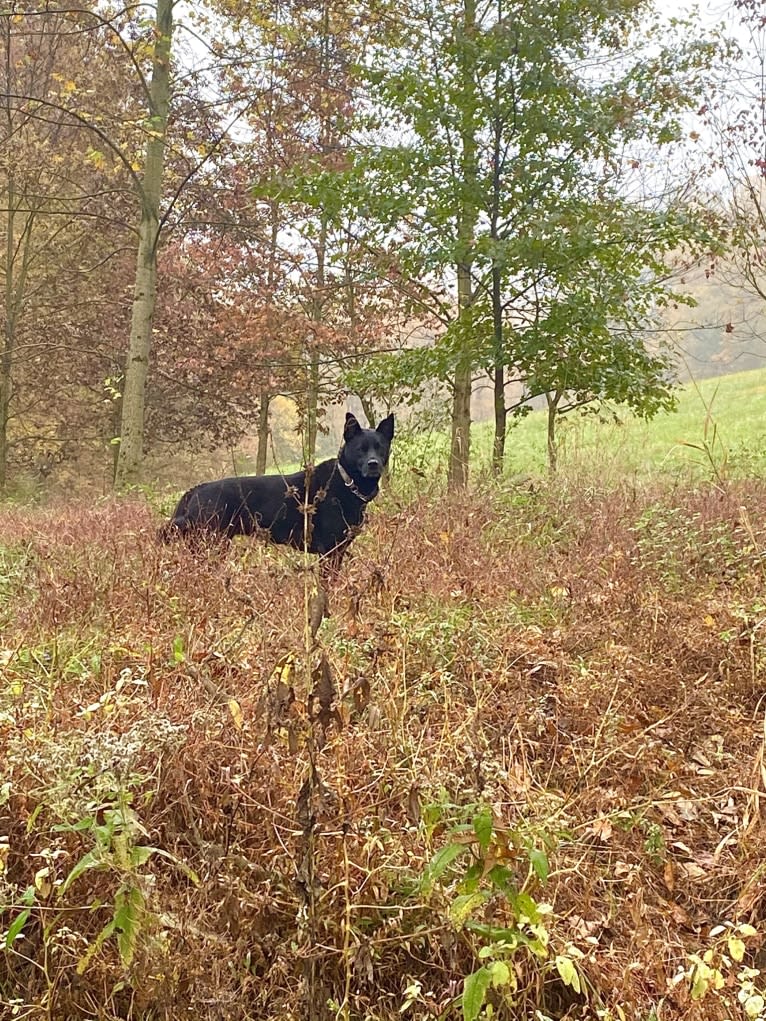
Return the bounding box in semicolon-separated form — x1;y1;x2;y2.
1;389;766;1018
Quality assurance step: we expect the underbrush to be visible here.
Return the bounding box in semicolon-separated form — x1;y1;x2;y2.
2;481;766;1020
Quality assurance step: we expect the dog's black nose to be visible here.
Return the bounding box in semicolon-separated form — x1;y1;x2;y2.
367;458;381;475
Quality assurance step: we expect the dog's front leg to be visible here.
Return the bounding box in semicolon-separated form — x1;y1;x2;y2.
308;544;350;637
319;542;349;585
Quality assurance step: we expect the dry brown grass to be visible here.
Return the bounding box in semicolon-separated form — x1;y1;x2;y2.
2;480;766;1020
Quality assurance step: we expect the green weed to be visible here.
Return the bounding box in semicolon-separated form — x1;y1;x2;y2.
417;805;580;1020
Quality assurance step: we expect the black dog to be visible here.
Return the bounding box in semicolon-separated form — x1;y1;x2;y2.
160;412;394;571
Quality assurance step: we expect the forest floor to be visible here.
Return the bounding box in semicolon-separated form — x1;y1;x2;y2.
2;475;766;1020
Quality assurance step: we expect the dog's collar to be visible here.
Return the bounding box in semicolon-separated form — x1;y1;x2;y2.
337;459;375;503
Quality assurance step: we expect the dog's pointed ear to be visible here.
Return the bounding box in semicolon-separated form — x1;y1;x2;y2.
344;412;362;441
376;414;395;442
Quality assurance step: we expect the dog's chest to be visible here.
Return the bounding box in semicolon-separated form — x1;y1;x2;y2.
315;491;366;532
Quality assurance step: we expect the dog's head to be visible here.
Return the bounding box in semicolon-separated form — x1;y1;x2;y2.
341;412;395;481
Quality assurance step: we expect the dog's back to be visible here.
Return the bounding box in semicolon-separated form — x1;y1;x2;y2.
162;470;304;540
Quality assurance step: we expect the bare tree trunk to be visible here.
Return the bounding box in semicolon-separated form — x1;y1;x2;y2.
449;357;472;489
358;394;377;428
0;353;12;495
341;230;377;431
110;385;122;485
489;34;507;477
0;22;12;496
116;213;158;487
545;391;561;474
305;350;320;460
0;176;34;495
492;367;506;474
0;19;20;496
0;182;15;495
448;0;478;491
491;267;506;475
255;389;270;474
305;215;327;463
255;199;280;477
114;0;173;489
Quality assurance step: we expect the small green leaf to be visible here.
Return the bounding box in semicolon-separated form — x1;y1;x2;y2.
744;993;765;1018
473;810;493;852
130;845;154;868
465;921;522;948
5;908;31;948
462;862;482;893
727;935;746;962
487;864;516;899
399;979;422;1012
488;960;511;988
463;967;491;1021
52;816;97;833
528;847;549;882
449;891;486;927
114;886;145;966
422;841;466;892
689;959;711;1000
58;849;106;896
514;890;540;922
555;955;581;992
77;919;115;975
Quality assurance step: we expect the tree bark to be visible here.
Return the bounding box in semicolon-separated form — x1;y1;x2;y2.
0;178;16;495
0;22;12;496
489;31;507;477
305;214;327;463
358;394;377;428
0;21;28;496
305;349;320;461
491;266;506;475
545;390;561;474
0;176;34;495
448;0;478;491
114;0;173;489
255;389;271;474
449;357;472;489
256;197;282;477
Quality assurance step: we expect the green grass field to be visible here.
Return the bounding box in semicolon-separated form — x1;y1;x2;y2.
392;365;766;486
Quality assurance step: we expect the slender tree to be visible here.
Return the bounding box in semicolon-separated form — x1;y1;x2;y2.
115;0;173;488
448;0;480;488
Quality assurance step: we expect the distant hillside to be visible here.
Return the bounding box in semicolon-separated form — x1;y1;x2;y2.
664;259;766;379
